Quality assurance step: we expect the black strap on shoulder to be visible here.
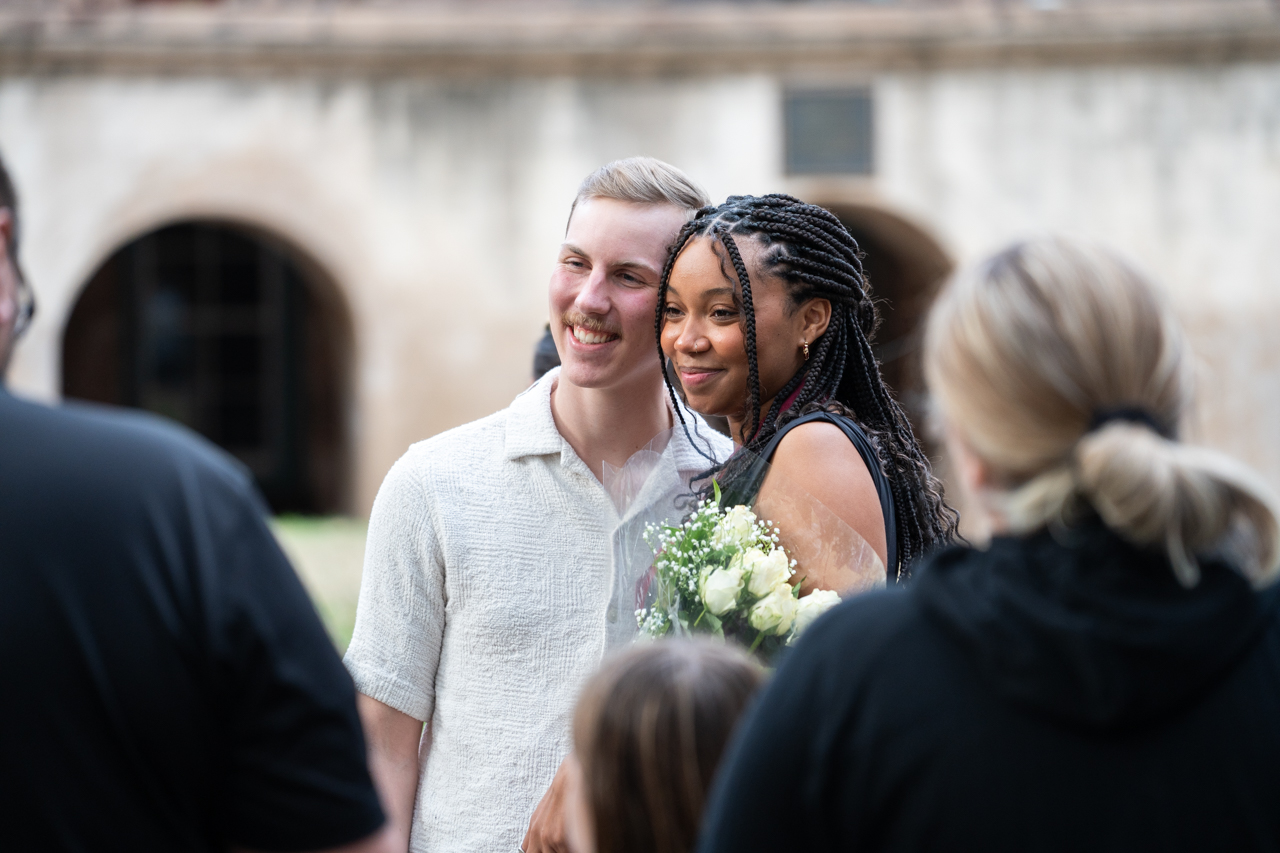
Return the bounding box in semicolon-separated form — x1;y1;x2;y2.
760;411;899;582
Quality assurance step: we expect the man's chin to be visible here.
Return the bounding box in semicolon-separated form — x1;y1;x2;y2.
557;357;657;393
556;360;617;391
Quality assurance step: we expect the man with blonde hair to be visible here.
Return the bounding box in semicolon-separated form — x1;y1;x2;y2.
345;157;729;853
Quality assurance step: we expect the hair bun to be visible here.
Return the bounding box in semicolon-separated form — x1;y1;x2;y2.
1087;406;1175;440
925;237;1280;587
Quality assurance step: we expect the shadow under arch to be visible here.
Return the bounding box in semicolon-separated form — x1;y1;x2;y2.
822;203;953;442
62;218;355;515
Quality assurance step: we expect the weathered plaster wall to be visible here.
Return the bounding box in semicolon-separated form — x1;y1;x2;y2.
0;72;779;513
3;58;1279;513
877;62;1280;492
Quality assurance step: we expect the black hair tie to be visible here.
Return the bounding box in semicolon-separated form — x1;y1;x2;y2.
1087;406;1175;440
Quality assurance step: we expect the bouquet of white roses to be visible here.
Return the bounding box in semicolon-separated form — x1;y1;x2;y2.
636;481;841;659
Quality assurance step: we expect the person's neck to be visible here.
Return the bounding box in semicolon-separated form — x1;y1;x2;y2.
726;412;750;448
550;372;672;482
727;384;799;448
725;392;772;449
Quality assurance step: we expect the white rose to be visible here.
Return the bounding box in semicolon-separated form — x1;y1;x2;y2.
729;547;765;577
700;565;745;616
792;589;841;636
712;505;758;550
746;548;792;598
748;586;800;636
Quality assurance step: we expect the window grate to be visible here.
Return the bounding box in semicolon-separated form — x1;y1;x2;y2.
784;89;874;176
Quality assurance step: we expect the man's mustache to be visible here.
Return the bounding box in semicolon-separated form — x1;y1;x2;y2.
560;312;620;336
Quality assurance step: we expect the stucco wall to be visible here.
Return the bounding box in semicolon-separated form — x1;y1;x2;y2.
2;58;1279;513
876;62;1280;491
0;72;779;513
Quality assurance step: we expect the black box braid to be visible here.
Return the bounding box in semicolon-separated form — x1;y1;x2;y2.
656;194;959;580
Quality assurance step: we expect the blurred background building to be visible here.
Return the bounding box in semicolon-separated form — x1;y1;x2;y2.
2;0;1278;528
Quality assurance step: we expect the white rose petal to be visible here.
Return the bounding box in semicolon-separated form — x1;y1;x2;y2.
700;565;745;616
746;548;792;598
748;586;800;636
730;547;766;578
712;505;758;550
793;589;841;636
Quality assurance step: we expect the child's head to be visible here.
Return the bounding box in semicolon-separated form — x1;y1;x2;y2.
565;639;764;853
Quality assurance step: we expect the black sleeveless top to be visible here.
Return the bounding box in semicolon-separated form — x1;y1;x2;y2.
722;411;898;582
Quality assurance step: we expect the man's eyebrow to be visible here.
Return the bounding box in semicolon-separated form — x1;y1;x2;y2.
613;259;661;277
559;244;660;277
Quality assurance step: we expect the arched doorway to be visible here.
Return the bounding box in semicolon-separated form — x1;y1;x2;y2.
62;221;354;515
826;204;953;443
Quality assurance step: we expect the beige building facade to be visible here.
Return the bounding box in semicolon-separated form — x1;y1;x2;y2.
2;0;1279;516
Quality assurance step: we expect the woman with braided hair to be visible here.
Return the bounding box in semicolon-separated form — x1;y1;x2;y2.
658;194;956;585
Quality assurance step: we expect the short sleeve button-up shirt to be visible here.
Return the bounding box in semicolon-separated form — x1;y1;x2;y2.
344;368;730;852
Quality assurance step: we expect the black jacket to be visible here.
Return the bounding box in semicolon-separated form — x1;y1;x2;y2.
0;390;383;852
698;519;1280;852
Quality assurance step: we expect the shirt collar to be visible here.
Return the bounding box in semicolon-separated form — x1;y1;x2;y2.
503;367;566;461
503;367;726;471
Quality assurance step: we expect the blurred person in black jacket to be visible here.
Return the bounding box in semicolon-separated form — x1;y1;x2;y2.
534;323;561;382
0;151;394;853
698;237;1280;853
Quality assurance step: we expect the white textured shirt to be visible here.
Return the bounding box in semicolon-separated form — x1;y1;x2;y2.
344;369;730;852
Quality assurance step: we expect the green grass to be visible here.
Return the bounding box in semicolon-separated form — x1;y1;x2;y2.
271;515;368;653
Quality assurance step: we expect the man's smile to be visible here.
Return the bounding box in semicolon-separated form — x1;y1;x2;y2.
571;325;620;346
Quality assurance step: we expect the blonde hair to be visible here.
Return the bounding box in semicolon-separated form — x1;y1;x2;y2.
567;157;710;228
924;237;1280;587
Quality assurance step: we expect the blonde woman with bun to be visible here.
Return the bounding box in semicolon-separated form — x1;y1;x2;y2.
697;237;1280;853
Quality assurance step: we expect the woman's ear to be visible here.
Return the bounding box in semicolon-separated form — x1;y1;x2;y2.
799;297;832;344
941;422;1009;538
946;429;992;495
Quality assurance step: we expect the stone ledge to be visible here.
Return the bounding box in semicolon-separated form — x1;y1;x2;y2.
2;1;1279;76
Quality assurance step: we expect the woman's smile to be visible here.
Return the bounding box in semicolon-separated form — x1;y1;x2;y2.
677;365;725;388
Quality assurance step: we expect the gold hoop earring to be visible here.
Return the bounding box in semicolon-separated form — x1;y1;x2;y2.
802;340;810;361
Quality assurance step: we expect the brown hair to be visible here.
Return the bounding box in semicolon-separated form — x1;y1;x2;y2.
924;236;1280;586
567;157;710;230
573;639;764;853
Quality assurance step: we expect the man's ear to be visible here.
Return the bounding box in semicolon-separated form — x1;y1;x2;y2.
799;297;831;344
0;210;13;333
0;208;12;264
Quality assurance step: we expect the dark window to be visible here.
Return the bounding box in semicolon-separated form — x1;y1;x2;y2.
784;89;874;175
63;222;351;514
